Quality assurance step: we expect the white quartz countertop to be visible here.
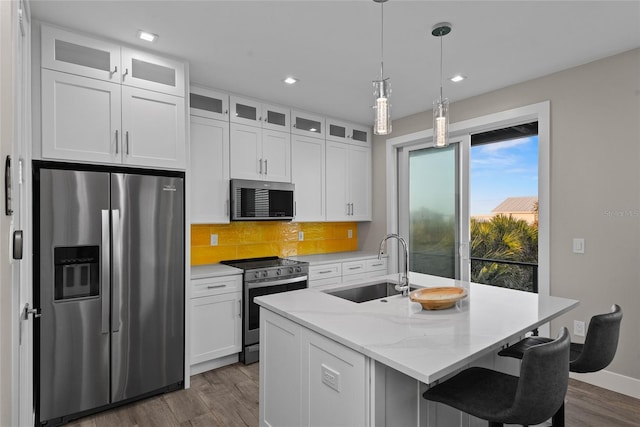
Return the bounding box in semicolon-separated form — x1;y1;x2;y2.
288;251;382;265
190;264;243;279
255;272;578;385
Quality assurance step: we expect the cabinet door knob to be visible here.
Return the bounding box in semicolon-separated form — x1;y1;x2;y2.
123;68;129;80
110;65;118;76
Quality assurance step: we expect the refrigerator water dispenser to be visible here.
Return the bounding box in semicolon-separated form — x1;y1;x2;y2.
54;246;99;300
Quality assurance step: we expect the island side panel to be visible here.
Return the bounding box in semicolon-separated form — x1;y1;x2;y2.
260;308;302;427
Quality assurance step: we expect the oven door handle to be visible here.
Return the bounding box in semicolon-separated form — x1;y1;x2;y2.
246;275;307;289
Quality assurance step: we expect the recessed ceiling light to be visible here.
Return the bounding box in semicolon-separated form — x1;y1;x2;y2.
137;30;158;43
450;74;466;83
283;77;298;85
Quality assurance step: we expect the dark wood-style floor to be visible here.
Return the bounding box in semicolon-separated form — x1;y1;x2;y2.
67;363;639;427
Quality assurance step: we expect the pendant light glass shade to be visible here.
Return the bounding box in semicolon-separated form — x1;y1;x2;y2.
433;97;449;148
372;0;391;135
374;78;391;135
432;22;452;148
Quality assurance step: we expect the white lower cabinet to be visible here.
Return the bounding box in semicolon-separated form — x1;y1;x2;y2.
300;327;367;427
260;309;368;427
308;256;388;289
190;275;242;369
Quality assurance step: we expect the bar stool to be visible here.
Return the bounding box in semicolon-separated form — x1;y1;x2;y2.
498;304;622;426
423;328;570;427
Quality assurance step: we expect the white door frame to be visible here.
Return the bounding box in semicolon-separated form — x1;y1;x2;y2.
386;102;550;305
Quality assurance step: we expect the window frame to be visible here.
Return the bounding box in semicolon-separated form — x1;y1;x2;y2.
385;102;550;301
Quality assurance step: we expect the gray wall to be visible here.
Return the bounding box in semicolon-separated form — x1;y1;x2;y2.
360;48;640;382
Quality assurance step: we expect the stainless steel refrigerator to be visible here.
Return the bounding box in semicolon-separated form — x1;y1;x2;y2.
34;163;184;426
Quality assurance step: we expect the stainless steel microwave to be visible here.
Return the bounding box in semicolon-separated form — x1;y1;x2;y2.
230;179;295;221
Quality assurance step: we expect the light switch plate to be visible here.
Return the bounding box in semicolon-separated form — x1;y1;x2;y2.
348;229;353;238
573;238;585;254
210;234;218;246
298;231;304;241
574;320;585;337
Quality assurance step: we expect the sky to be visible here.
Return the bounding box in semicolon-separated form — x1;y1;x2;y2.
470;136;538;216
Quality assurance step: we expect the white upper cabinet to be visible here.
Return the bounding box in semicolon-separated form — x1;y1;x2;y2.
190;86;229;121
41;69;122;164
326;118;371;146
291;135;325;222
291;110;325;138
121;86;186;168
261;129;291;183
41;25;121;83
326;141;372;221
40;24;187;169
230;95;290;132
229;123;291;182
190;116;230;224
121;47;185;97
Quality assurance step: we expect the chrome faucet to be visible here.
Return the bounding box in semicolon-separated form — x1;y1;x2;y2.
378;233;410;296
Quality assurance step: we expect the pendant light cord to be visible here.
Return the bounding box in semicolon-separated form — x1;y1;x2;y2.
380;2;384;79
439;28;443;101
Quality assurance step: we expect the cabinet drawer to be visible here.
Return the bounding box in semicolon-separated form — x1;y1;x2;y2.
309;263;341;280
191;275;242;298
366;258;387;272
342;260;367;276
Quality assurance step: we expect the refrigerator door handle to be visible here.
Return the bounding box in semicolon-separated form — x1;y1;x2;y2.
101;210;110;334
111;209;122;333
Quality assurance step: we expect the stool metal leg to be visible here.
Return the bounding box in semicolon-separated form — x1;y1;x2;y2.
551;402;565;427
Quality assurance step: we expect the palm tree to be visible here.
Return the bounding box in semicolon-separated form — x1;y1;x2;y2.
470;215;538;291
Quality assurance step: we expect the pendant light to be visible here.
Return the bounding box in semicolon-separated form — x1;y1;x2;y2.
432;22;452;148
373;0;391;135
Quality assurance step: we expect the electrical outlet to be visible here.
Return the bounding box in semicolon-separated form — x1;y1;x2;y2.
348;229;353;238
321;364;341;392
574;320;585;337
210;234;218;246
298;231;304;241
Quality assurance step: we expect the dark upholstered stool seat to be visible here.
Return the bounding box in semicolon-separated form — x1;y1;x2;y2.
423;328;570;427
423;368;519;422
499;337;585;363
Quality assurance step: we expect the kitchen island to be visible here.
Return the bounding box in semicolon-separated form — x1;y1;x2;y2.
256;272;578;427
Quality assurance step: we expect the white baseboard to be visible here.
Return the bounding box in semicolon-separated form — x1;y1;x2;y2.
570;369;640;399
189;353;239;377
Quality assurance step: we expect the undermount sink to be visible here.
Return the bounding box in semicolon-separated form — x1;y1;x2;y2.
326;281;402;303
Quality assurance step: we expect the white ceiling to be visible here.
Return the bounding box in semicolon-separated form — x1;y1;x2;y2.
30;0;640;126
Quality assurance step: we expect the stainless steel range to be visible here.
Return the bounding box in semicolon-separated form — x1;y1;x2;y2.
221;256;309;364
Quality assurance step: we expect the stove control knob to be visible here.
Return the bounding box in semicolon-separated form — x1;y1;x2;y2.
262;271;269;278
276;269;282;276
254;272;260;279
289;267;294;274
296;266;302;273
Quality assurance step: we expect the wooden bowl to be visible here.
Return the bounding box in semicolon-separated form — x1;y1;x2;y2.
409;287;468;310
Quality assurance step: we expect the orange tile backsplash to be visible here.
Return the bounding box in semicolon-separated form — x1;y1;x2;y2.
191;222;358;265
